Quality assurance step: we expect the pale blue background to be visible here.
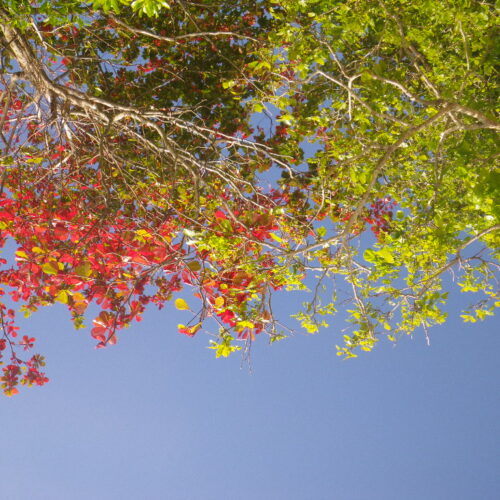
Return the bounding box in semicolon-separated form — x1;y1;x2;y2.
1;283;499;500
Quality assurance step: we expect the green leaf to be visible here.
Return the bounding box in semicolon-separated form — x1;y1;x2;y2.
378;247;395;264
363;248;377;264
208;335;241;358
222;80;235;89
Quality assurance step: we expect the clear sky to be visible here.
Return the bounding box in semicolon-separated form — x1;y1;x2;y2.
1;282;499;500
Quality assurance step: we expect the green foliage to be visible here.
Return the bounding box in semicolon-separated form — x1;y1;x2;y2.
253;0;499;354
91;0;170;16
2;0;86;28
208;334;242;358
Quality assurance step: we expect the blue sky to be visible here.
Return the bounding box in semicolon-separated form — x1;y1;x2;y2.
1;284;499;500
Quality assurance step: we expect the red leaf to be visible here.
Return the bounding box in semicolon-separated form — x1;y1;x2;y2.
53;224;69;240
214;209;227;220
91;326;106;343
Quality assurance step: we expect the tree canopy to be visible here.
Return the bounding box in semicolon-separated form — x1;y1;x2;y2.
0;0;498;395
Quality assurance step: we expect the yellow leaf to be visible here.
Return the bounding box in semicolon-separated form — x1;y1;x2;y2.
269;232;283;243
41;262;58;275
237;320;254;330
175;298;190;310
214;296;225;309
135;229;152;239
189;323;202;335
55;290;69;304
15;250;28;260
74;262;91;278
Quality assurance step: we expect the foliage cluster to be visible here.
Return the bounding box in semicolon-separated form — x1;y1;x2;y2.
0;0;498;395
